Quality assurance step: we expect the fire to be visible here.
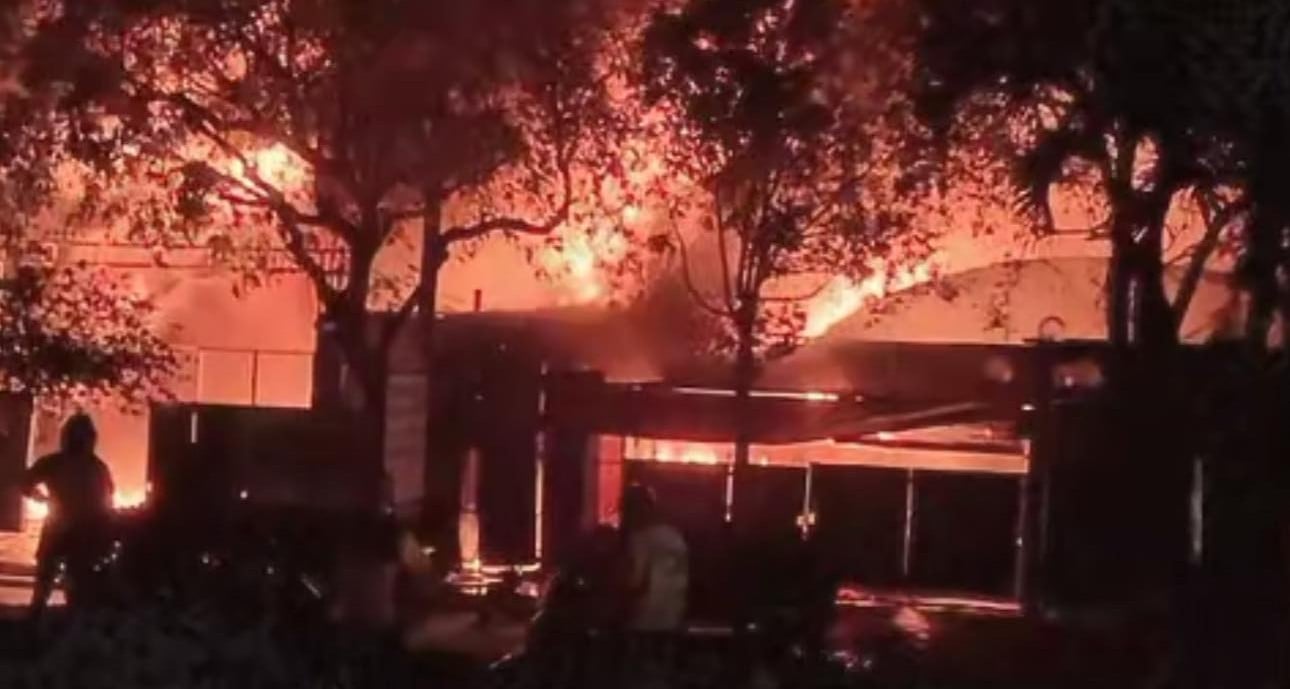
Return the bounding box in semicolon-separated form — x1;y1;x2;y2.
803;260;937;338
627;437;730;464
549;234;602;301
633;439;781;466
23;498;47;521
653;441;725;465
229;143;309;191
24;489;149;521
112;489;147;510
540;226;631;303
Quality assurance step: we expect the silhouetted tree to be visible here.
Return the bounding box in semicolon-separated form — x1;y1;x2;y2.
0;262;175;408
913;0;1253;351
7;0;630;467
637;0;934;511
913;8;1290;687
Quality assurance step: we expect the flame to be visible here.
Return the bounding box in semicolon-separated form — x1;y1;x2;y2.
540;226;631;304
24;489;148;521
23;498;47;521
640;440;779;466
229;143;309;190
113;489;147;510
803;260;937;338
650;441;727;465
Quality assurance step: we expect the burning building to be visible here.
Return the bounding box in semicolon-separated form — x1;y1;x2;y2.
295;256;1230;610
0;249;1230;615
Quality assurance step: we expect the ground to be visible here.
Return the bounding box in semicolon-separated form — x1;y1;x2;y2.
0;516;47;612
0;600;1164;688
0;517;1165;689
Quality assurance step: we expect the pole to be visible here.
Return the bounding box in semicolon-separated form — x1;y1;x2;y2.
798;463;815;539
1013;440;1032;603
249;352;259;406
534;361;549;562
459;448;481;569
901;469;917;580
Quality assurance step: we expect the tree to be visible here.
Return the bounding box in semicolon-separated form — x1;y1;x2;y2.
9;0;628;472
912;8;1290;686
1195;1;1290;352
0;6;176;411
0;262;175;409
913;0;1253;352
636;0;933;517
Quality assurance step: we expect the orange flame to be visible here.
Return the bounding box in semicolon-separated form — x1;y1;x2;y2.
653;441;725;465
23;498;47;521
24;489;148;521
112;489;147;510
540;225;631;304
229;143;309;190
803;260;937;338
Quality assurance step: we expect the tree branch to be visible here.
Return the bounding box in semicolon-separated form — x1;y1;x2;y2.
1173;189;1245;325
441;214;561;244
384;206;428;224
761;276;834;303
440;101;576;246
712;188;737;313
667;211;726;318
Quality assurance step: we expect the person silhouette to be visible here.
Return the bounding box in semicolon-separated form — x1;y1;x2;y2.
23;413;115;619
620;483;688;633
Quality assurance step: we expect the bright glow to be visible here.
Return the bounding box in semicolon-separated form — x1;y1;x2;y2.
479;562;542;576
803;261;937;338
540;228;630;303
673;387;839;402
230;143;309;190
650;441;726;465
25;489;148;520
113;490;146;510
534;136;663;305
892;606;935;646
23;498;48;521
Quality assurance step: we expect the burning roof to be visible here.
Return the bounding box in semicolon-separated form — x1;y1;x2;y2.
814;256;1237;346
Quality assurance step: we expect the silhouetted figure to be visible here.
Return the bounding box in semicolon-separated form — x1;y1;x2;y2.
616;484;689;688
621;483;688;632
23;414;114;620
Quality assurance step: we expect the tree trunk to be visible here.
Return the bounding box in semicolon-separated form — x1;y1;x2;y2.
1108;229;1134;347
1107;199;1178;352
331;236;391;509
360;356;389;508
1243;125;1290;352
417;196;460;561
1243;218;1279;352
730;302;757;530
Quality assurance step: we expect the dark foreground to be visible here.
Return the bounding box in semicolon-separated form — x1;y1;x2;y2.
0;599;1166;689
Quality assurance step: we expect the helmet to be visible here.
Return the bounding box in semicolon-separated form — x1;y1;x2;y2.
61;413;97;454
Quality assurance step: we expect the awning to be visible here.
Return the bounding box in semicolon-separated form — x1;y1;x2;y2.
622;437;1027;475
545;380;1017;444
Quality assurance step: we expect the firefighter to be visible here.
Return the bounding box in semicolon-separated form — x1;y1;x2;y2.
23;413;115;620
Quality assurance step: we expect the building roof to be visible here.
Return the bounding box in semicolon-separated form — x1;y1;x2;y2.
815;256;1236;345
